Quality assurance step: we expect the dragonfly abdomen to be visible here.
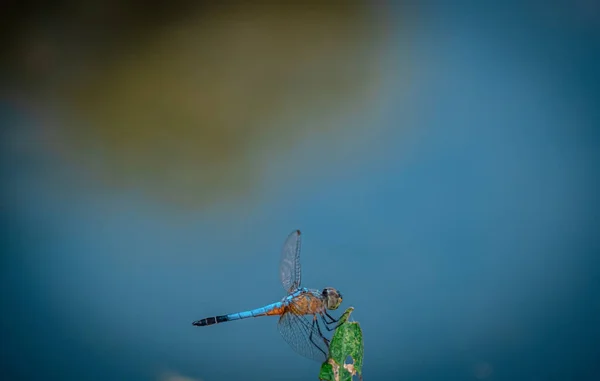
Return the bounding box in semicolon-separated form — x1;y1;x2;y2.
192;315;229;326
192;302;284;326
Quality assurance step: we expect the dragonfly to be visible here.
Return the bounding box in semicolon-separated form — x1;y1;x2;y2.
192;229;343;361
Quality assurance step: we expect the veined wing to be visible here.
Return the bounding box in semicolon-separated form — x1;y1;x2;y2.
279;230;302;293
277;299;329;362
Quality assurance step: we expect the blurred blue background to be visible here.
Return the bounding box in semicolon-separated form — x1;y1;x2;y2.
1;1;599;380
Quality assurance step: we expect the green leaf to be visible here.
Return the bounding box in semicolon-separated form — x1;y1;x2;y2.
318;362;335;381
319;307;363;381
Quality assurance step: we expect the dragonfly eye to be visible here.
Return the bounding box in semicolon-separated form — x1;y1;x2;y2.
322;287;342;310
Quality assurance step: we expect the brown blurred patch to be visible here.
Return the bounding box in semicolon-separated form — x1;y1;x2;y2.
5;1;400;209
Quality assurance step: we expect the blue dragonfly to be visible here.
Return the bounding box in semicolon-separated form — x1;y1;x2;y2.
193;230;343;361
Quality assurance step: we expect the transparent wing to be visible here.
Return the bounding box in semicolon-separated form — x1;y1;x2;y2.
277;307;328;362
279;230;302;292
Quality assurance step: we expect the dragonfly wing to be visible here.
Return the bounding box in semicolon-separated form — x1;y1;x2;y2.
279;230;302;292
277;306;328;362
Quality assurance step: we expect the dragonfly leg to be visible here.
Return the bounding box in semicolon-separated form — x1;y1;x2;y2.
325;311;338;323
319;313;341;331
314;316;330;348
309;316;329;357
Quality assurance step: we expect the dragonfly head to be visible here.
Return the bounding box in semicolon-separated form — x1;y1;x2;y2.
322;287;343;310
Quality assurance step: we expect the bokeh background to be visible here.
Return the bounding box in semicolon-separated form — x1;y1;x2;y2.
1;1;599;380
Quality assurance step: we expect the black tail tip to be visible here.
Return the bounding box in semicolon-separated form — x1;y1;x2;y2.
192;320;204;326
